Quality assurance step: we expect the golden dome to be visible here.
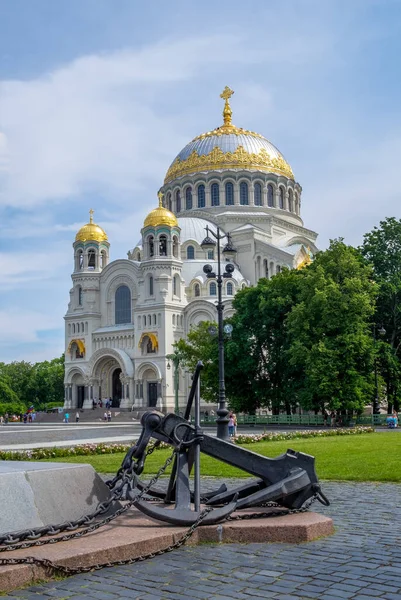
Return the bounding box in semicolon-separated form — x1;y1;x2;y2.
75;209;108;243
164;87;294;184
144;193;179;228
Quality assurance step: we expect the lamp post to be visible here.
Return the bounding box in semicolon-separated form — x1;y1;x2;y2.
201;226;236;441
167;351;181;415
373;324;386;416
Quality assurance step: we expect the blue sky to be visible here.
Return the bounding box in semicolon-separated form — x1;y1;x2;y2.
1;0;401;363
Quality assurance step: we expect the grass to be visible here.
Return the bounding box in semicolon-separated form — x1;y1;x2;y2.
42;432;401;482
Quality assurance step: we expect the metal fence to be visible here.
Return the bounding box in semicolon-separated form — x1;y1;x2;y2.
200;414;391;427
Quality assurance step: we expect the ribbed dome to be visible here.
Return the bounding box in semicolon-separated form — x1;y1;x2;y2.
164;87;294;183
144;194;179;228
75;210;108;243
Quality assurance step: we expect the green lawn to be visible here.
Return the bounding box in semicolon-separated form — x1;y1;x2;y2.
42;432;401;482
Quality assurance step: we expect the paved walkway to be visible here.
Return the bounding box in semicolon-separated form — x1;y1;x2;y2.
3;480;401;599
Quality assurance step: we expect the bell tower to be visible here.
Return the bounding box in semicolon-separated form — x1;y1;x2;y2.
64;210;109;409
134;194;186;412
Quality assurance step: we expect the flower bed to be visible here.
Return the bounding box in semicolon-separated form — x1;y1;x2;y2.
0;427;374;461
233;426;374;444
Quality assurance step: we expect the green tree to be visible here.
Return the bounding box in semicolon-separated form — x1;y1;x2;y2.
175;322;220;403
0;379;20;404
0;361;35;405
31;355;65;409
361;217;401;411
287;239;377;414
225;269;303;413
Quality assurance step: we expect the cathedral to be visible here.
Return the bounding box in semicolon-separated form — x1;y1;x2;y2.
63;88;318;412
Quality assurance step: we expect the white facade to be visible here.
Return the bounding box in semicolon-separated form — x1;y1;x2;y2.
64;93;318;412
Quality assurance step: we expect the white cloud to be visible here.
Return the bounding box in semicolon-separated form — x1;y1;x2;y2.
0;310;60;345
0;27;339;211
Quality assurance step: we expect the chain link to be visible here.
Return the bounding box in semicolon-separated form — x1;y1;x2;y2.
0;437;323;579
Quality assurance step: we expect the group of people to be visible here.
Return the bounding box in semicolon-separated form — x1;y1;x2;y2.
92;398;113;410
0;412;36;424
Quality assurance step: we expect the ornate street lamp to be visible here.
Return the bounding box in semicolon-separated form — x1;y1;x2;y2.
373;324;386;416
201;226;236;440
167;350;182;415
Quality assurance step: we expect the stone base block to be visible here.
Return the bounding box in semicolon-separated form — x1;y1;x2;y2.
0;506;333;592
0;462;118;535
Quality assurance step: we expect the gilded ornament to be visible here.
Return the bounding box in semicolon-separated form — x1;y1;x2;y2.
296;246;313;270
164;145;294;183
75;209;108;243
143;193;179;228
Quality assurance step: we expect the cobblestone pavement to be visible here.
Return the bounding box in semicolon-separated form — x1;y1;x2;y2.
4;480;401;599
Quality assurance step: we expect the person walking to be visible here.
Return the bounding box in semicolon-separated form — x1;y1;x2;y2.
107;410;112;422
64;412;69;424
75;411;80;423
103;411;108;421
228;413;235;437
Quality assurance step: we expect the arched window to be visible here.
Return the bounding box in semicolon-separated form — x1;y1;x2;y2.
173;274;179;297
172;235;179;258
167;193;172;211
288;189;293;212
276;265;281;274
153;314;156;325
159;235;167;256
68;324;71;335
264;259;268;278
185;187;192;210
115;285;131;324
211;183;220;206
72;323;75;334
198;184;205;208
267;184;274;207
88;249;96;269
76;323;80;333
148;235;154;257
143;315;146;327
210;282;217;296
225;181;234;205
149;276;154;296
187;245;195;259
240;182;249;205
78;286;83;306
279;187;284;209
194;283;200;297
227;282;233;296
176;190;181;212
254;183;262;206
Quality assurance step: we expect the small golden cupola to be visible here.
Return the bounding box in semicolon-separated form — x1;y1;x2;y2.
144;192;179;228
75;209;108;243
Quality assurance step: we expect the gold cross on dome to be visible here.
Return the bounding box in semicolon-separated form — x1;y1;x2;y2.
89;208;94;223
220;86;234;101
220;86;234;126
157;191;164;207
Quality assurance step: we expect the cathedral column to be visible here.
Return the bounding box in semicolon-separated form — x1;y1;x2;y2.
284;191;289;211
250;185;255;206
205;186;211;208
221;183;226;206
234;183;240;205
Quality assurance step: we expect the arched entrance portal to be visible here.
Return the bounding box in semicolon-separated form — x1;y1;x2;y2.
112;368;122;408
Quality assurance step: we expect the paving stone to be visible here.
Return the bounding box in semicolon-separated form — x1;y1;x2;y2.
8;480;401;600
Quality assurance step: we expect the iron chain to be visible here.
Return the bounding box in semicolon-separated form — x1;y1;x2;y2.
0;438;321;578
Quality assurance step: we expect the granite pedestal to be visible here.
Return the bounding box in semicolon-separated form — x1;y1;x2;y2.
0;461;116;535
